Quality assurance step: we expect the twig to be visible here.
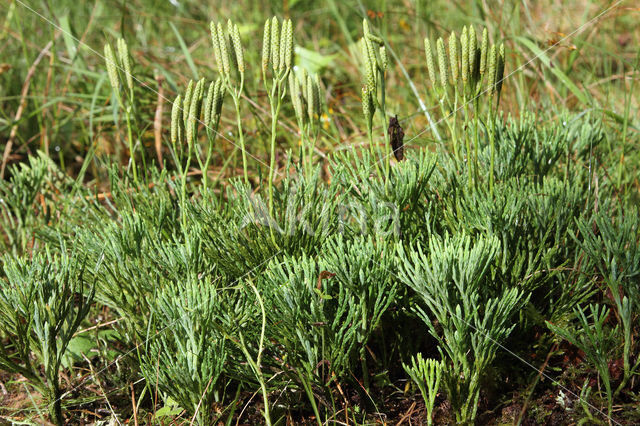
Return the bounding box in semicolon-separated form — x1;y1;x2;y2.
516;343;558;425
395;401;416;426
1;40;53;179
82;353;122;426
73;318;122;337
130;382;138;426
190;375;214;425
330;371;349;426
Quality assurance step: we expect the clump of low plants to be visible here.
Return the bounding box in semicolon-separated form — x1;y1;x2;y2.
0;250;95;425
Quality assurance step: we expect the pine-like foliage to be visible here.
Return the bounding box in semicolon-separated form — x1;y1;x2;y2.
140;275;229;424
197;166;341;278
260;235;398;395
397;233;527;424
0;250;95;424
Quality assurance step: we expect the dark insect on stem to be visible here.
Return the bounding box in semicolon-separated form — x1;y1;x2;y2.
388;115;405;161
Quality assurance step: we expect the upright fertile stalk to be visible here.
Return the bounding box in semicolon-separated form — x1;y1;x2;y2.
424;38;436;87
116;38;134;95
378;45;390;184
469;26;480;182
289;70;322;178
495;43;506;108
262;17;293;217
492;44;505;193
170;95;183;154
460;27;469;86
461;26;473;187
421;26;506;191
201;78;225;191
434;36;460;161
449;32;459;88
104;44;119;96
487;44;498;196
289;72;305;165
170;79;206;232
474;27;489;182
211;20;247;184
104;39;140;185
361;19;390;182
479;28;488;82
448;31;460;162
361;84;380;178
361;38;380;178
306;75;321;175
436;38;448;94
426;36;452;158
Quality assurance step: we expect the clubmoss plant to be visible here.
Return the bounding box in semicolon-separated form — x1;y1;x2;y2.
423;27;505;192
260;234;398;420
140;275;228;424
0;153;67;255
201;78;225;190
573;210;640;397
289;68;322;178
403;355;444;426
4;10;640;425
262;17;294;217
322;235;399;392
211;20;247;184
0;251;95;425
546;304;616;420
75;174;182;342
397;234;527;424
360;19;390;181
104;39;141;185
